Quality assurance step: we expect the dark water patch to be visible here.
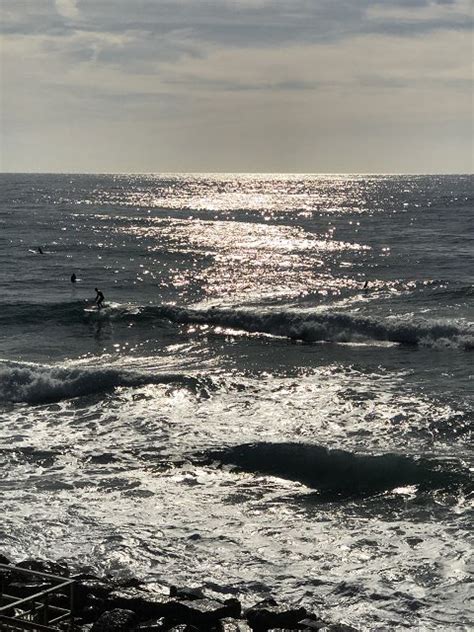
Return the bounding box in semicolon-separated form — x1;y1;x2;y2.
0;446;58;467
420;284;474;302
198;442;471;497
0;300;88;326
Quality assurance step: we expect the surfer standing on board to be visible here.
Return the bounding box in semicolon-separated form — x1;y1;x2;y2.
94;287;105;309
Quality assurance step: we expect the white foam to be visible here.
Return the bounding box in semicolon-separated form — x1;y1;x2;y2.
154;305;474;350
0;360;198;405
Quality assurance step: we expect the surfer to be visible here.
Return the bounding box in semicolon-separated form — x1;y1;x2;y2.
38;246;43;254
71;273;77;283
363;280;369;290
94;287;105;309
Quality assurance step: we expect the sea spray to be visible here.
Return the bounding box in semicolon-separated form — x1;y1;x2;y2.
0;360;203;404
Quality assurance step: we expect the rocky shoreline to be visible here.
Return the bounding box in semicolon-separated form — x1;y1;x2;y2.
0;556;358;631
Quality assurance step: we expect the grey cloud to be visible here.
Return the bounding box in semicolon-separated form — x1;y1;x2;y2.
1;0;469;44
0;0;69;36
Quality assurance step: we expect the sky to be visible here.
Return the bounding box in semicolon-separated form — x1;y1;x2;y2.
0;0;472;173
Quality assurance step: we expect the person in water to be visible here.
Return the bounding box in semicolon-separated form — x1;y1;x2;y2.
94;288;105;308
38;246;43;254
71;273;77;283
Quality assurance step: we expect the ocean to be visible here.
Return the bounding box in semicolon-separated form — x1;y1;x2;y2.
0;173;472;630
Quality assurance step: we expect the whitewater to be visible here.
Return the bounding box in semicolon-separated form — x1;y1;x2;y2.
0;173;472;630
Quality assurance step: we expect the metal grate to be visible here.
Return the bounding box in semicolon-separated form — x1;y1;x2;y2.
0;564;74;631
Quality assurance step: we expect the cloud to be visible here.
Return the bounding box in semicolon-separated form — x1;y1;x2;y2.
55;0;80;20
0;0;472;172
2;1;471;41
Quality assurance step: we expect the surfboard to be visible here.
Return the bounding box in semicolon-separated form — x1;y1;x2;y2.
84;304;108;312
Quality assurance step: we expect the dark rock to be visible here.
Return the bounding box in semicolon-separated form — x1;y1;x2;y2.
245;598;307;630
80;593;107;623
169;585;206;601
0;566;14;588
91;608;136;632
218;617;252;631
224;598;242;619
48;591;71;610
75;576;115;611
298;619;327;630
0;553;12;565
16;558;70;577
107;588;170;620
7;580;53;597
167;597;241;626
116;576;142;590
132;618;165;631
326;625;358;632
57;618;85;632
82;605;106;625
7;560;68;587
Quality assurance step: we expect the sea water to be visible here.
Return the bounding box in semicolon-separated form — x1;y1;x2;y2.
0;173;472;629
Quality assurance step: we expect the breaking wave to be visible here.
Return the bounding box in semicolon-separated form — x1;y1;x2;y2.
200;442;471;496
153;305;474;349
1;301;473;349
0;360;201;405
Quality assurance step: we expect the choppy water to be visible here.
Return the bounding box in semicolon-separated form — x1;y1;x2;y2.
0;173;472;630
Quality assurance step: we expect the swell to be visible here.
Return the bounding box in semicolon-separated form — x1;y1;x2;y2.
1;301;473;349
417;284;474;302
199;442;471;496
0;360;202;405
0;301;88;326
154;306;474;349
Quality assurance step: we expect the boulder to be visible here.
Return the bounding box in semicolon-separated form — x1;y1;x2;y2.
90;608;136;632
169;585;206;601
6;580;52;598
107;588;171;620
245;598;307;630
224;598;242;619
130;618;165;631
297;618;328;630
17;558;70;577
166;597;241;626
218;618;252;631
80;593;107;623
74;576;115;611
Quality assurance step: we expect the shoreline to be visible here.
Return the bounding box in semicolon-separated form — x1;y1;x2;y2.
0;555;358;631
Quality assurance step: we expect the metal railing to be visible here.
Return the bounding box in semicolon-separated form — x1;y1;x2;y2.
0;564;74;631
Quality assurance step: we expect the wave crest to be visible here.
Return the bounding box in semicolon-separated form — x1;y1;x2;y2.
155;305;474;350
0;361;200;405
1;301;472;349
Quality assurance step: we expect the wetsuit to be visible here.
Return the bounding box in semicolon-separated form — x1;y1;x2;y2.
95;290;104;308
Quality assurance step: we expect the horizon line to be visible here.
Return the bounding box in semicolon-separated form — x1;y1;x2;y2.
1;171;472;176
